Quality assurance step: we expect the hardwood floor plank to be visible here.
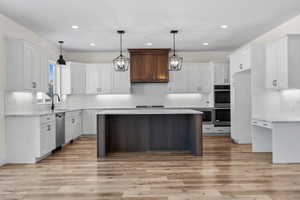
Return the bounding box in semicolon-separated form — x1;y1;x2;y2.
1;136;300;200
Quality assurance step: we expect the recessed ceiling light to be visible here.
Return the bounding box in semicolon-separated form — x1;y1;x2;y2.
90;43;96;46
203;42;209;46
221;25;228;29
146;42;153;46
72;25;79;29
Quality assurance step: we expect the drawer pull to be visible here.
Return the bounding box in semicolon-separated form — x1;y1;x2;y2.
263;123;269;126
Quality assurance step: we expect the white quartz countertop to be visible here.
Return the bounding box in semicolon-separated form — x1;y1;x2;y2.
253;116;300;123
5;107;206;117
97;109;202;115
5;108;82;117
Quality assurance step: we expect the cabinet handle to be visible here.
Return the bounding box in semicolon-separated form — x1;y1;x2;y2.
239;64;243;70
263;123;268;126
253;122;257;124
72;119;75;124
272;80;277;87
47;125;51;131
32;82;37;89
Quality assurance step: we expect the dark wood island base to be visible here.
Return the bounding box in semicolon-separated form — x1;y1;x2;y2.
97;110;203;158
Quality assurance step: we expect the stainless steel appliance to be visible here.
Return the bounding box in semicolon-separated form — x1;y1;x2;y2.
214;85;230;108
55;112;65;148
214;108;230;126
197;109;214;124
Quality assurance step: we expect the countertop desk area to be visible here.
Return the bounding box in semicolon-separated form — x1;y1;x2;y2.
96;109;203;158
252;116;300;163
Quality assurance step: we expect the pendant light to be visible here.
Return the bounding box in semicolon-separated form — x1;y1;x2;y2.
57;41;66;65
113;30;129;72
169;30;183;71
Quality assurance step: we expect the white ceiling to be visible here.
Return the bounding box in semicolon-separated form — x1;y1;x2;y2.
1;0;300;52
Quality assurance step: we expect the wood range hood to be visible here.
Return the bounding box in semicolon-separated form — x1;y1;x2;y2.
128;49;170;83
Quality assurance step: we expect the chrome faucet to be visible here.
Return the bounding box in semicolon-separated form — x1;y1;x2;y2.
47;91;61;111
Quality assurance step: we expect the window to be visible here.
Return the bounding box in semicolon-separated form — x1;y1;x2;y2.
37;61;62;104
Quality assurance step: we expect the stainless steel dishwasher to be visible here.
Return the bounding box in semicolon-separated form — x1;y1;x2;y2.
55;112;65;148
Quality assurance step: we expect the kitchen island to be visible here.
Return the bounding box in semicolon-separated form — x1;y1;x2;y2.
97;109;203;158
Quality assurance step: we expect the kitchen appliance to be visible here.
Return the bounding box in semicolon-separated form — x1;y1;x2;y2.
55;112;65;148
214;85;230;108
214;108;231;126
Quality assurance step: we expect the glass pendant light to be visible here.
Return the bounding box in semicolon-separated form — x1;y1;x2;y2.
57;41;66;65
113;30;129;71
169;30;183;71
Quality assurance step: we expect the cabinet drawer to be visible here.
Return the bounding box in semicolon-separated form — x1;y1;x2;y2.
40;114;55;125
203;125;214;133
252;120;272;129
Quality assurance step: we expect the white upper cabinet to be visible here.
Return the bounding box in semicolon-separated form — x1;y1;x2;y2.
61;62;86;94
6;39;49;92
85;63;131;94
212;62;230;85
230;47;251;76
265;35;300;90
71;63;86;94
168;63;213;94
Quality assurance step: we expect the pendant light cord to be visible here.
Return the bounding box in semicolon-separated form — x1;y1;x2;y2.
120;33;123;56
173;33;176;56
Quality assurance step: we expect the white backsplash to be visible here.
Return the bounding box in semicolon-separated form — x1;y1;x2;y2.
65;83;213;108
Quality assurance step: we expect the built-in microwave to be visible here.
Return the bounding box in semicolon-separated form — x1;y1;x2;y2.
214;108;231;126
214;85;230;108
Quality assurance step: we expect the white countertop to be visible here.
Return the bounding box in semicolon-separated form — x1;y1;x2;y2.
5;108;82;117
253;116;300;123
97;109;202;115
5;107;206;117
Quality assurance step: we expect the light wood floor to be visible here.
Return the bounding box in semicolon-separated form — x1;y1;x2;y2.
1;136;300;200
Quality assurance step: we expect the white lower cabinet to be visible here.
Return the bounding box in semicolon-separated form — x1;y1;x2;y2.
82;110;98;135
203;124;231;135
6;114;56;164
65;111;82;143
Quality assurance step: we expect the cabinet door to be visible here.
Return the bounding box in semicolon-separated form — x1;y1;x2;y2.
241;48;251;71
86;64;99;94
185;63;199;93
24;43;40;90
153;54;169;82
168;70;186;93
40;52;49;93
40;126;48;157
112;65;131;94
98;64;112;94
198;63;213;93
266;41;278;89
131;54;154;82
71;63;86;94
61;65;71;94
276;38;288;89
82;110;97;135
65;118;72;143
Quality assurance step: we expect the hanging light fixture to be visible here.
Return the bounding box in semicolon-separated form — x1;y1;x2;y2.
113;30;129;71
169;30;183;71
57;41;66;65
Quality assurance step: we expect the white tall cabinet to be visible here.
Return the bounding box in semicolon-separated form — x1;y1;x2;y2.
6;39;49;92
265;34;300;90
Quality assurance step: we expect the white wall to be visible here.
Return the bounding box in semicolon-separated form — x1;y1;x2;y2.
0;14;59;165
